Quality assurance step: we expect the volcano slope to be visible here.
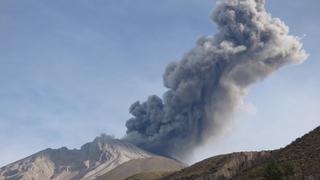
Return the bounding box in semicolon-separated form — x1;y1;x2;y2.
0;135;185;180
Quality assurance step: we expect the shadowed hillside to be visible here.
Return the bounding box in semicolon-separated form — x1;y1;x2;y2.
127;126;320;180
237;126;320;180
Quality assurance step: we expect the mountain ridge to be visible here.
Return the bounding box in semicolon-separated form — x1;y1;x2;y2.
2;126;319;180
0;135;153;180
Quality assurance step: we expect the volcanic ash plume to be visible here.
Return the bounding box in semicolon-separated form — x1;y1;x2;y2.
124;0;308;158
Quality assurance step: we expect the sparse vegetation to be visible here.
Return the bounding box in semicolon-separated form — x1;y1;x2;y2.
263;160;293;180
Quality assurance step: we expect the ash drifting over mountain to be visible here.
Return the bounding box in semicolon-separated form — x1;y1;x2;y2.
124;0;308;158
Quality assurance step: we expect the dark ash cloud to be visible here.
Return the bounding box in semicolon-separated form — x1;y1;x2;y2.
123;0;308;159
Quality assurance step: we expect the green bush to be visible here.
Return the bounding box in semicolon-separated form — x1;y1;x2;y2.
263;160;294;180
264;160;283;180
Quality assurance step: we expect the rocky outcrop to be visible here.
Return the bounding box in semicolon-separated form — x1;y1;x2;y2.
164;151;271;180
204;152;271;179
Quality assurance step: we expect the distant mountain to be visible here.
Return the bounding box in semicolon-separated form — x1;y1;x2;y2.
128;126;320;180
0;135;153;180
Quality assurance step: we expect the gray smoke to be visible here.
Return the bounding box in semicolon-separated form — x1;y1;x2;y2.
124;0;308;158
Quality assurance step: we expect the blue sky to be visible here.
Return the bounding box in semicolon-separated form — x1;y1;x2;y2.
0;0;319;166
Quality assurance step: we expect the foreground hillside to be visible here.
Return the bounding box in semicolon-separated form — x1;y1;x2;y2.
128;126;320;180
237;126;320;179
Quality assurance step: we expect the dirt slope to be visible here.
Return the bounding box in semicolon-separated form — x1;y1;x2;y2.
97;156;185;180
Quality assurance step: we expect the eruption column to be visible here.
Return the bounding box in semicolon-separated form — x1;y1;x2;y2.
124;0;308;159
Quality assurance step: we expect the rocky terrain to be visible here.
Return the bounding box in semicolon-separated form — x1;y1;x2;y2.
0;135;155;180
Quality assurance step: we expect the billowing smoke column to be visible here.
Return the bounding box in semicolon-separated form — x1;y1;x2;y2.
124;0;308;158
